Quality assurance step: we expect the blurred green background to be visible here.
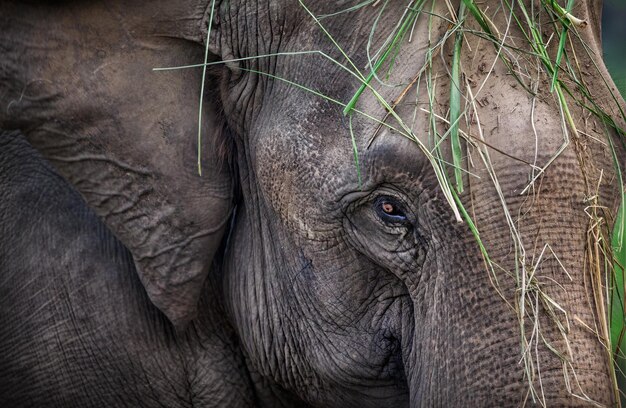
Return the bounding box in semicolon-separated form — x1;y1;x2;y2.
604;0;626;96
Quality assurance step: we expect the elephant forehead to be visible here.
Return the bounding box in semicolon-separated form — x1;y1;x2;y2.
251;99;364;222
251;96;434;211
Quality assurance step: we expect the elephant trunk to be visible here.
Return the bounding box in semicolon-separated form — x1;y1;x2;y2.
401;274;616;406
400;158;616;406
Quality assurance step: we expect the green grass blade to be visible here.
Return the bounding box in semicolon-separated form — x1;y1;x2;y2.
196;0;217;176
153;51;330;71
235;66;406;136
546;0;574;92
299;0;365;82
318;0;377;19
450;3;466;194
611;191;626;404
461;0;492;35
612;197;626;353
348;114;363;189
608;129;626;380
343;0;425;115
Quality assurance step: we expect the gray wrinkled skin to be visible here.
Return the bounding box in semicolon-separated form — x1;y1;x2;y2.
0;1;622;407
0;132;254;407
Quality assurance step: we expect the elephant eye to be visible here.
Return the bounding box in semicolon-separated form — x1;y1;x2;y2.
374;196;408;224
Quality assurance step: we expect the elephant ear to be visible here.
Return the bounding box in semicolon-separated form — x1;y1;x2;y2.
0;2;234;331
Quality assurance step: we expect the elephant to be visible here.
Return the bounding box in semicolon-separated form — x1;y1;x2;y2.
0;0;624;407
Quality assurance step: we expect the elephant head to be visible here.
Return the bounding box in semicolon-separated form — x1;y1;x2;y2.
1;0;623;406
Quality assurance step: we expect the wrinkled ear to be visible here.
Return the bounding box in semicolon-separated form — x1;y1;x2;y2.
0;2;234;330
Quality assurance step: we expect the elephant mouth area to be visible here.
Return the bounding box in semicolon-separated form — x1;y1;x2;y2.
295;310;412;405
376;327;408;383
